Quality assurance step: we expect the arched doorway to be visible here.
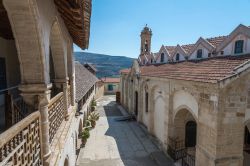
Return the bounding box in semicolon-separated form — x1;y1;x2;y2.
244;125;250;165
185;121;197;148
169;108;197;162
134;91;138;117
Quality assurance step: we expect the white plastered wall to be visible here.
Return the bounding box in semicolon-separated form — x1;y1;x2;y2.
189;44;210;60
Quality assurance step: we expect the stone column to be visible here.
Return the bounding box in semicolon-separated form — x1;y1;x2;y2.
19;84;52;166
63;82;69;120
69;75;75;106
38;90;51;166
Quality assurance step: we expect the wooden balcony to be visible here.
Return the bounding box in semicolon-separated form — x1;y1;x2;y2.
68;85;71;108
0;111;42;165
0;86;29;132
48;92;65;143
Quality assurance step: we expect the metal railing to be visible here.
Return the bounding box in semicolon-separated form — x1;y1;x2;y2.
167;137;186;161
182;153;195;166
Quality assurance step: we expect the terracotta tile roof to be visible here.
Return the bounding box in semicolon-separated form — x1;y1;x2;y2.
165;46;176;56
139;54;250;83
120;68;130;74
84;63;97;72
206;36;228;47
181;44;195;54
75;62;99;102
101;77;120;83
161;36;228;57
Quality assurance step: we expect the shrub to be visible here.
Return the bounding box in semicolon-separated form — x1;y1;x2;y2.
81;128;90;146
91;99;97;107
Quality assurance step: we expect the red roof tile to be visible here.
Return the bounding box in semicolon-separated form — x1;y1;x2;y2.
181;44;195;54
101;77;120;83
165;46;176;56
136;54;250;83
206;36;228;47
162;36;228;57
120;68;130;74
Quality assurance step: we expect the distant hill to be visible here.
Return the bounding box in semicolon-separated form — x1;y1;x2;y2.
74;52;134;78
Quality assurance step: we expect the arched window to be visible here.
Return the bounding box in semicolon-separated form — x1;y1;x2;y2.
234;40;244;54
197;49;202;58
176;53;180;61
160;53;164;62
145;40;148;52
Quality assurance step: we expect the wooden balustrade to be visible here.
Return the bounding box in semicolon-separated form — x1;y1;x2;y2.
0;111;42;165
3;86;29;130
13;103;24;124
68;86;71;107
48;92;64;143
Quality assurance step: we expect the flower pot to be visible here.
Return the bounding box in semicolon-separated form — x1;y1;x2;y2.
91;120;96;128
91;106;95;112
82;138;87;146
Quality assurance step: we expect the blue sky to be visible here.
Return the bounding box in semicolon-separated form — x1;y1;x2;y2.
74;0;250;58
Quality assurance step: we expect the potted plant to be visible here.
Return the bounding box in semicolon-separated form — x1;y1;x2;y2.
81;128;90;146
88;112;100;128
85;120;91;128
90;99;97;112
88;116;96;128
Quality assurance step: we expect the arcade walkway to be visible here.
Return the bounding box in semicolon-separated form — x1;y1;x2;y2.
76;95;174;166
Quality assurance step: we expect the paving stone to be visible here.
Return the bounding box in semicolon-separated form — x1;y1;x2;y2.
76;96;174;166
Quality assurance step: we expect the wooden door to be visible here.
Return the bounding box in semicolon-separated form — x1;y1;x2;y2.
185;121;197;147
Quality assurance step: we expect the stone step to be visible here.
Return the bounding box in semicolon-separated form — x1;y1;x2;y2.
150;151;175;166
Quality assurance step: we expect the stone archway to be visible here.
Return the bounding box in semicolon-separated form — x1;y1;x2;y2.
3;0;48;84
244;120;250;166
149;85;166;144
173;108;197;159
153;95;165;143
50;19;68;81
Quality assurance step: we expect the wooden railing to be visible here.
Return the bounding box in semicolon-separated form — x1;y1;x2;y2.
1;86;29;130
48;92;64;143
68;86;71;107
0;111;42;165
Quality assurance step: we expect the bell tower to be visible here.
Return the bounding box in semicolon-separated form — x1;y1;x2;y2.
140;25;152;55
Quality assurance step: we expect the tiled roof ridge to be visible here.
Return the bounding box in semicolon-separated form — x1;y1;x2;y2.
75;61;99;102
141;54;250;67
136;53;250;83
160;35;229;56
205;35;228;40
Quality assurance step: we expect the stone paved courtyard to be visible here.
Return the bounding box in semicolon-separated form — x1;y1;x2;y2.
76;95;174;166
